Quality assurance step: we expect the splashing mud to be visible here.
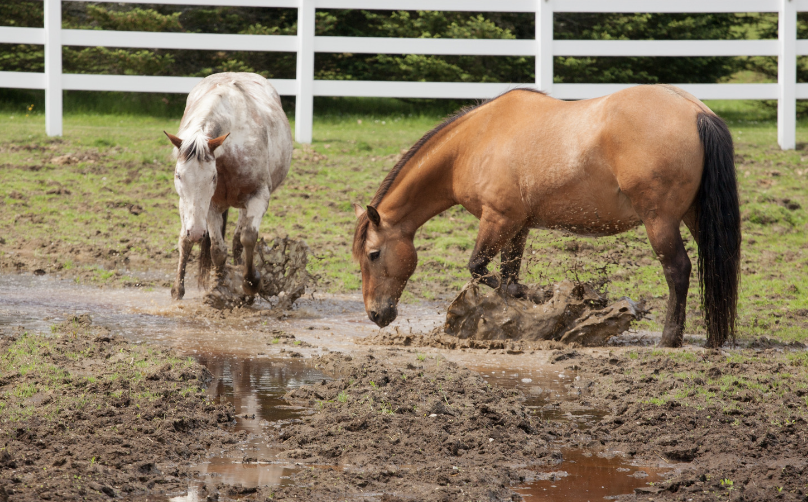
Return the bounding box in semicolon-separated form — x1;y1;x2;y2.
204;236;311;309
445;280;643;346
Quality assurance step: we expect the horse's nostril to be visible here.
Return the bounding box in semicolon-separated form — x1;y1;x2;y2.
370;311;379;321
186;229;190;237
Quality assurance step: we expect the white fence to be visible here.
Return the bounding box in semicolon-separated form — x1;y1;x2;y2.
0;0;805;148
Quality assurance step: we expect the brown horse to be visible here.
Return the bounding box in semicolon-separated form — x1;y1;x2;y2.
353;85;741;348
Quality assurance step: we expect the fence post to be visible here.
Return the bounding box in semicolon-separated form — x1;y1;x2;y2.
44;0;62;137
295;0;315;144
536;0;553;94
778;0;796;150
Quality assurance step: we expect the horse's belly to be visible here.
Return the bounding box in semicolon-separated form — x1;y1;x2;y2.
527;189;641;237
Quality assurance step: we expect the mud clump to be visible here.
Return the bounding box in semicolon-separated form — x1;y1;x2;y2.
444;280;643;346
207;236;310;309
0;317;236;501
265;353;561;501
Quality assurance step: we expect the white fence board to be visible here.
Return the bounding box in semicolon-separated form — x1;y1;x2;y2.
554;83;779;100
61;74;297;95
1;0;805;148
554;0;780;13
313;0;536;12
0;27;45;45
0;71;46;89
314;36;535;56
314;80;522;99
555;39;779;57
63;0;301;7
62;30;297;52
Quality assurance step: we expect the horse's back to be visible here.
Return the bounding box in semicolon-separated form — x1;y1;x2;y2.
455;85;708;233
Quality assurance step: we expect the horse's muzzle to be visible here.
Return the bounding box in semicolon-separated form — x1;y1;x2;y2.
369;305;397;327
186;228;208;243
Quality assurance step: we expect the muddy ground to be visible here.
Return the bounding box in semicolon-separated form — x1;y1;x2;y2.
0;317;237;501
2;307;807;501
188;344;808;502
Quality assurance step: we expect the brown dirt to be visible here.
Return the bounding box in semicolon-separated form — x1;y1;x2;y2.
0;317;238;501
555;348;808;501
209;351;575;502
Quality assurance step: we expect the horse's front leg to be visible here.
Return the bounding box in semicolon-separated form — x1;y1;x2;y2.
500;226;530;298
468;210;523;291
232;210;247;266
171;233;193;300
240;194;269;296
206;208;228;285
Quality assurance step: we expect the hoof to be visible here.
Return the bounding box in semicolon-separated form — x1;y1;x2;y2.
658;332;683;348
505;282;529;299
203;285;230;309
171;284;184;300
242;270;261;296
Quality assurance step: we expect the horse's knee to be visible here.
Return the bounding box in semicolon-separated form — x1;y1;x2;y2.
240;226;258;248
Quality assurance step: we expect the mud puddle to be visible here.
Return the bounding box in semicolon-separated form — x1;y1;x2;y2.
0;274;667;500
184;354;331;493
515;449;669;501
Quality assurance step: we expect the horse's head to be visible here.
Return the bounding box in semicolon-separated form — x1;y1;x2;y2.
353;204;417;327
164;131;229;243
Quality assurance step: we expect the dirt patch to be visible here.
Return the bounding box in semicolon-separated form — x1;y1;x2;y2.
445;280;643;346
566;348;808;501
227;352;572;501
0;317;237;501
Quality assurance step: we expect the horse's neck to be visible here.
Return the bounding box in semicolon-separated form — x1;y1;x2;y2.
378;139;457;235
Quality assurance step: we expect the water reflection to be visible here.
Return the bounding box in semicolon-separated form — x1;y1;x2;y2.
190;354;329;488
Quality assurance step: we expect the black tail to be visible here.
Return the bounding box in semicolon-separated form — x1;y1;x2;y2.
198;209;228;289
696;113;741;348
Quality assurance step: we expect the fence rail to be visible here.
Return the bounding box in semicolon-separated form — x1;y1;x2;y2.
0;0;804;148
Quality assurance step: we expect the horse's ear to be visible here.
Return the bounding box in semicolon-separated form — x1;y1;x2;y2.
164;131;183;149
353;203;366;219
208;133;230;153
367;205;381;226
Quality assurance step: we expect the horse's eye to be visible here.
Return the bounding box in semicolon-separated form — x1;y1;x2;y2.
175;172;180;180
369;250;380;261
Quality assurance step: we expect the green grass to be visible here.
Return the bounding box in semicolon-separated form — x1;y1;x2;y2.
0;97;807;341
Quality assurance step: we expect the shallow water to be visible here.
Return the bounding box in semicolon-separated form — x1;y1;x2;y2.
0;273;668;499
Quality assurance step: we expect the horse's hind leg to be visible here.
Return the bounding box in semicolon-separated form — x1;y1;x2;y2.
240;194;270;296
171;233;193;300
644;219;692;348
501;227;530;298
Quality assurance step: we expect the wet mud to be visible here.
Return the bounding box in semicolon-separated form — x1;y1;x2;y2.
559;348;808;501
2;275;807;501
246;352;561;501
0;318;236;501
